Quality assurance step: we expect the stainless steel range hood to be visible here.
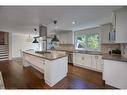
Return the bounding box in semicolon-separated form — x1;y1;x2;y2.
39;24;47;37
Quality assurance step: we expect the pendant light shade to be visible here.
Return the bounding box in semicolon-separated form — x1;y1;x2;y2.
51;35;59;42
32;38;38;43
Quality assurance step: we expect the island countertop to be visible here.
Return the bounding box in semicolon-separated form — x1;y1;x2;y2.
23;50;67;61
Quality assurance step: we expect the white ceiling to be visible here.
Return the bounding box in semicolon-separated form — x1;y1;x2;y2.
0;6;123;34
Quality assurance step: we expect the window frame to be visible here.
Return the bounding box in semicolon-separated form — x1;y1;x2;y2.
75;33;101;52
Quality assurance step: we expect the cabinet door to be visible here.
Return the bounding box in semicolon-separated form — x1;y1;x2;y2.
116;9;127;43
91;55;97;69
76;53;83;66
96;55;103;71
73;53;84;66
101;23;112;43
25;54;44;70
83;54;92;67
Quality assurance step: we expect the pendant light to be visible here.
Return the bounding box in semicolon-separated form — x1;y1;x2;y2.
51;35;59;42
51;20;59;42
32;37;38;43
32;28;39;43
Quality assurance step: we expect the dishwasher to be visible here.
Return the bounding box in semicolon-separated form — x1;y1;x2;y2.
68;53;73;64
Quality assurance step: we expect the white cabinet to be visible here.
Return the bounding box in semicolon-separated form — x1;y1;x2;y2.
95;56;103;71
73;53;103;72
115;8;127;43
84;54;92;67
103;60;127;89
23;53;45;70
91;55;97;69
44;57;68;86
101;23;112;43
91;55;103;72
23;52;68;87
73;53;84;66
101;8;127;43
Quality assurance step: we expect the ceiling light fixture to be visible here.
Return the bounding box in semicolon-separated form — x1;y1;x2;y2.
72;21;76;25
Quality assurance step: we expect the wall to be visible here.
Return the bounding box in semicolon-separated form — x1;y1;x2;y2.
101;44;120;53
56;44;75;51
0;32;4;45
74;27;101;36
56;30;73;44
11;33;35;58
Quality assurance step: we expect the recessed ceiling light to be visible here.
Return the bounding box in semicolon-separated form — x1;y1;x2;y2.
72;21;76;25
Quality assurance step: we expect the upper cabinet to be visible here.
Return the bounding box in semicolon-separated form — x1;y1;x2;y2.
115;8;127;43
56;30;73;44
101;8;127;43
101;23;112;43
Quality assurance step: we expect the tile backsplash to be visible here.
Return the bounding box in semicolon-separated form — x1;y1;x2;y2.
120;43;127;58
56;44;121;54
56;44;75;51
101;44;120;53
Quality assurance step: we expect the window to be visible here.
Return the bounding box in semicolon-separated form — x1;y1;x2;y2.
75;33;100;51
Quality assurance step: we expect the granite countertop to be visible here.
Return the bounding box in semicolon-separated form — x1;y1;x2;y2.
23;50;67;61
102;53;127;62
52;49;102;55
53;49;127;62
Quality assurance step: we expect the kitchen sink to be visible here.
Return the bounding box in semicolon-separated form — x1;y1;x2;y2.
35;51;51;54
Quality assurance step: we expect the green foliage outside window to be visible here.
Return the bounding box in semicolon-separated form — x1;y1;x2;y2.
75;33;100;50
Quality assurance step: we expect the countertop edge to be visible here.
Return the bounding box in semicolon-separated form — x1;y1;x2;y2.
23;51;68;61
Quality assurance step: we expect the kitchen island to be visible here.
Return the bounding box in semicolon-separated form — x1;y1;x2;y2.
22;50;68;87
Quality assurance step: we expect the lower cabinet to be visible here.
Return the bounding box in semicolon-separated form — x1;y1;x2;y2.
103;60;127;89
73;53;103;72
23;53;45;70
91;55;103;71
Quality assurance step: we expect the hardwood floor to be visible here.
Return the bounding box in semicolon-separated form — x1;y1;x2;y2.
0;59;115;89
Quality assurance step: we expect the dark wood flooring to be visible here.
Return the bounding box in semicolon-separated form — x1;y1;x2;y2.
0;59;115;89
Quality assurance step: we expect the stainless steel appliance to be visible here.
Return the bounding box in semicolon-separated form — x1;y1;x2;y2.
68;53;73;64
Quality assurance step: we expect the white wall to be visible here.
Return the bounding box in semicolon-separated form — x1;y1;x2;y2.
11;33;35;58
56;30;73;44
